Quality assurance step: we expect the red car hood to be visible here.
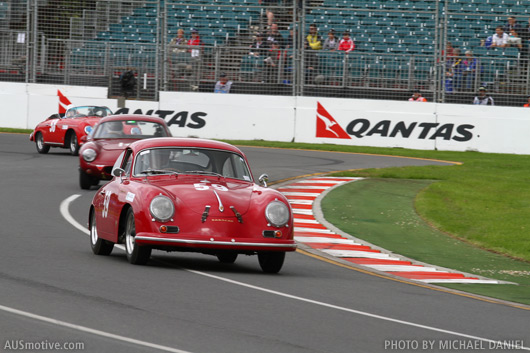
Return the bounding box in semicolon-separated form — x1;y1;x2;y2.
152;178;254;216
97;139;137;151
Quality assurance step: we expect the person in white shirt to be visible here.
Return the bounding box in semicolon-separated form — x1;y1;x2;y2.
491;26;509;48
473;87;494;105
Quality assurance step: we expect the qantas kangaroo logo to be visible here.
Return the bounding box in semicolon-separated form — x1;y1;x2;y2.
316;102;351;139
57;90;72;115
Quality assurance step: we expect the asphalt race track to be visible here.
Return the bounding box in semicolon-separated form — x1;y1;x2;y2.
1;133;529;353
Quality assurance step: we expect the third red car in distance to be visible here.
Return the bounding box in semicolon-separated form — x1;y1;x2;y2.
78;114;172;190
88;137;296;273
30;105;113;156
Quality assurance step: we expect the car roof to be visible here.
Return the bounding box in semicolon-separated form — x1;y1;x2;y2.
129;137;245;155
97;114;168;124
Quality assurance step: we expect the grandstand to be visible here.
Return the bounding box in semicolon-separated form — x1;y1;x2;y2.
0;0;528;106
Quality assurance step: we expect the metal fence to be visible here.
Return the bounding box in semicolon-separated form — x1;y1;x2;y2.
0;0;529;106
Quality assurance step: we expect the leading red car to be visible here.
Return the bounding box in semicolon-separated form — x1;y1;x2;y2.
30;105;113;155
78;114;171;190
88;137;296;273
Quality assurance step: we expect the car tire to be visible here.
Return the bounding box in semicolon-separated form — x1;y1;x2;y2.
125;208;151;265
216;251;238;264
68;132;80;156
257;252;285;274
35;132;50;154
80;170;95;190
90;211;114;255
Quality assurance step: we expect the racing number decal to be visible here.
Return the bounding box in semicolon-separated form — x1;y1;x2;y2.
49;119;59;132
194;183;228;192
102;190;112;218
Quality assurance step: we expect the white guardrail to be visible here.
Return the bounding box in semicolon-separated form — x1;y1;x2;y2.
2;82;530;154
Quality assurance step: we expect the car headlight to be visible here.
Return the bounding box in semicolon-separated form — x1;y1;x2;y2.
265;200;290;227
82;148;97;162
85;125;93;134
150;195;175;222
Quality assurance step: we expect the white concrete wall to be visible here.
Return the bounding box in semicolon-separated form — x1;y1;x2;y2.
3;82;529;154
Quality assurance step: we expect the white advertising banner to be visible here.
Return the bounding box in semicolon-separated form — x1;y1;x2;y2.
157;92;296;141
295;97;530;155
2;82;530;154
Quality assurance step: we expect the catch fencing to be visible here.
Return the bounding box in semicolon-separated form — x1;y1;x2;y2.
0;0;528;106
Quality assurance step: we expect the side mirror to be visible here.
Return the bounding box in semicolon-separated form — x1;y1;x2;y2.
258;173;269;188
112;168;125;177
112;168;126;183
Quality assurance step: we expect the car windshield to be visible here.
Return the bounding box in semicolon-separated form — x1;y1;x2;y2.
133;147;252;181
93;120;168;139
65;106;112;118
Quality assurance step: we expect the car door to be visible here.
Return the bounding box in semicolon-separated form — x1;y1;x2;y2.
94;150;130;242
40;116;61;143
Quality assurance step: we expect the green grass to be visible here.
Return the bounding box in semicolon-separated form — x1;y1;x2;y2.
0;128;33;134
225;140;530;264
321;179;530;305
224;140;530;304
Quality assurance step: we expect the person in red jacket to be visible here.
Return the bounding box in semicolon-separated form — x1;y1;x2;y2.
409;90;427;102
524;95;530;107
338;31;355;52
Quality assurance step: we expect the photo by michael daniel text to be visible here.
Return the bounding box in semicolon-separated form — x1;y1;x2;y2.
384;339;526;351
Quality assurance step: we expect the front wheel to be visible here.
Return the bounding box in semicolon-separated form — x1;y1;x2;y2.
90;211;114;255
68;132;80;156
125;208;151;265
257;252;285;274
80;169;96;190
35;132;50;154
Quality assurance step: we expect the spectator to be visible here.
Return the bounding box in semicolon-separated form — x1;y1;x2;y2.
264;41;283;83
461;50;479;91
214;72;232;93
491;26;509;48
443;41;454;58
445;48;463;92
507;29;523;49
338;31;355;52
249;32;269;58
187;29;203;89
473;87;494;105
520;18;530;68
323;29;339;50
259;0;278;28
169;29;187;53
304;24;321;82
524;95;530;107
305;24;322;50
504;16;521;34
266;23;285;48
408;90;427;102
188;28;203;58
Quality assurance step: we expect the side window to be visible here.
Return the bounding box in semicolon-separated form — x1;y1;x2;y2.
111;150;126;176
222;158;235;178
122;150;133;176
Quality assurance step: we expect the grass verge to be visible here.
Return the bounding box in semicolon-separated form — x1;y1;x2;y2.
225;140;530;264
321;179;530;305
0;128;33;134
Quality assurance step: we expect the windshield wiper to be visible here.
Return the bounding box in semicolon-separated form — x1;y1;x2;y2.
139;169;179;175
186;170;224;178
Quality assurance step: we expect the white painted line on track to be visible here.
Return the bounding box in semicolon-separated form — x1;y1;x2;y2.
365;265;440;272
0;305;192;353
183;269;530;351
418;279;501;284
57;195;527;351
60;195;88;235
294;236;361;244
